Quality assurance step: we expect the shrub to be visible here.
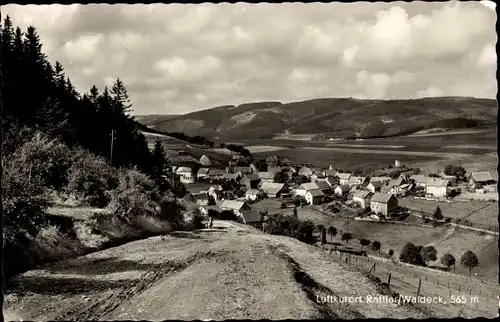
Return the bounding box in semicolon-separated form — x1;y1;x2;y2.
157;196;185;230
66;150;119;207
371;240;381;252
267;214;315;244
359;239;370;249
9;132;74;190
107;169;161;222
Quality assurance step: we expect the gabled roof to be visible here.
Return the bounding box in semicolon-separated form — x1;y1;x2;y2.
241;209;261;223
281;158;291;164
299;166;314;174
388;178;404;187
312;168;323;174
223;173;240;180
176;166;192;173
209;185;223;191
199;155;211;163
371;193;397;203
233;166;251;173
368;181;383;188
353;190;373;199
370;176;391;183
335;184;351;193
298;182;320;190
197;168;210;175
324;169;336;176
266;156;279;162
260;182;285;195
220;200;247;210
258;172;275;180
348;176;366;183
470;172;494;182
209;169;227;176
336;173;352;180
410;174;427;183
307;189;324;197
314;180;331;190
426;178;450;187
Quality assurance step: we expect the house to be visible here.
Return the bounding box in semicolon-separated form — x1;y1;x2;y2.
222;173;241;182
240;209;262;228
326;176;339;187
426;179;451;198
370;193;398;218
314;180;333;194
249;163;258;174
207;169;227;181
410;175;428;187
266;156;280;167
258;171;275;183
305;189;324;205
468;172;495;188
336;173;352;185
245;189;261;201
281;158;291;166
208;185;224;201
352;191;373;209
193;193;210;207
380;178;407;194
334;184;351;196
369;176;391;184
196;168;210;180
439;173;457;184
366;181;383;193
347;176;368;187
240;174;261;189
176;167;195;184
219;200;251;217
260;182;287;198
295;182;320;196
324;169;336;177
199;155;211;166
232;166;252;175
298;166;314;177
312;168;325;178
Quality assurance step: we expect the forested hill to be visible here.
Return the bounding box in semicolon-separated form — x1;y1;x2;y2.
1;15;151;172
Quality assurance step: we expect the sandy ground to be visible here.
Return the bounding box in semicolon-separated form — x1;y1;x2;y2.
4;221;438;321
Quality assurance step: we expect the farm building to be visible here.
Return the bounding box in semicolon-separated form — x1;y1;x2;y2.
294;182;320;196
366;181;383;193
176;167;195;184
258;171;275;183
352;191;373;209
199;155;211;166
219;200;251;217
468;172;496;188
425;179;451;198
240;209;262;228
347;176;368;187
314;180;333;194
336;173;352;185
298;166;314;177
410;175;428;187
245;189;261;201
240;174;261;189
305;189;324;205
334;184;351;196
197;168;210;180
207;169;227;181
370;193;398;218
369;176;391;184
260;182;288;198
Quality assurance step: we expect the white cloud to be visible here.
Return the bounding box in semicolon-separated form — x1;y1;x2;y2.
2;2;496;115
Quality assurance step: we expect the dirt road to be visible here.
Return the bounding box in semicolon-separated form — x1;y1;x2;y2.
5;221;437;321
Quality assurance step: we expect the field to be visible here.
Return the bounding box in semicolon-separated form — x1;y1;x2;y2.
262;204;498;282
399;198;498;231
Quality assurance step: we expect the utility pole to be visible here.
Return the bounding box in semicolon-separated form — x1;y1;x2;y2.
110;129;115;163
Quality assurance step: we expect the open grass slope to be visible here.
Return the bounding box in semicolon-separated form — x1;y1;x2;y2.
138;97;497;141
5;221;437;320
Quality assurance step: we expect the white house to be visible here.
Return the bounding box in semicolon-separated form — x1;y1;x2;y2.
219;200;251;218
366;181;383;193
260;182;287;198
176;167;195;184
426;179;451;198
258;171;275;183
245;189;261;201
410;175;429;187
336;173;352;185
334;184;351;196
347;176;368;187
298;166;314;177
352;191;373;209
199;155;211;166
197;168;210;180
305;189;324;205
294;182;320;197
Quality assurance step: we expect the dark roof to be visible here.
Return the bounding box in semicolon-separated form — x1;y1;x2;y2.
307;189;324;197
371;193;397;203
242;174;260;181
241;209;261;223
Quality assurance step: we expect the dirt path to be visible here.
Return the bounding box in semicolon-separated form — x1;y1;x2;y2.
4;221;437;320
425;225;457;247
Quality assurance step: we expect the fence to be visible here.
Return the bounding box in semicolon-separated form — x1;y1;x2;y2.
330;251;499;318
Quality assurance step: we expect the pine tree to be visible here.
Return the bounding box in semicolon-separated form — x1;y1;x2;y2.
151;138;171;192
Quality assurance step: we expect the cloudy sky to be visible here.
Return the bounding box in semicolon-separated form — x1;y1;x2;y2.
3;1;497;115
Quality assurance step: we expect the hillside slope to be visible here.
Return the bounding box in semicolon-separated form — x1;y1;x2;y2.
5;221;436;320
139;97;497;141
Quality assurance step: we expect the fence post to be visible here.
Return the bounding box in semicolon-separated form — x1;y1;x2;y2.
447;281;450;289
387;273;392;287
449;289;451;299
458;285;461;292
416;277;422;297
437;280;439;286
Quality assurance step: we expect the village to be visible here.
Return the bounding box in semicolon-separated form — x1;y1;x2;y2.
171;152;497;235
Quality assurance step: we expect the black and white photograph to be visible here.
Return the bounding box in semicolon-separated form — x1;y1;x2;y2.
1;1;498;320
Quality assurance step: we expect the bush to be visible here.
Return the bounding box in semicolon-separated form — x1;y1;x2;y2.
8;132;74;190
267;214;316;244
107;169;161;222
2;152;51;244
66;150;119;207
399;242;425;266
184;208;206;230
158;196;186;230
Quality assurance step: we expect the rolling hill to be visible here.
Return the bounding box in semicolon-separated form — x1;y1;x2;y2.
138;97;497;141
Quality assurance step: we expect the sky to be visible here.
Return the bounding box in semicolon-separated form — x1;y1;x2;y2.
2;1;497;115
